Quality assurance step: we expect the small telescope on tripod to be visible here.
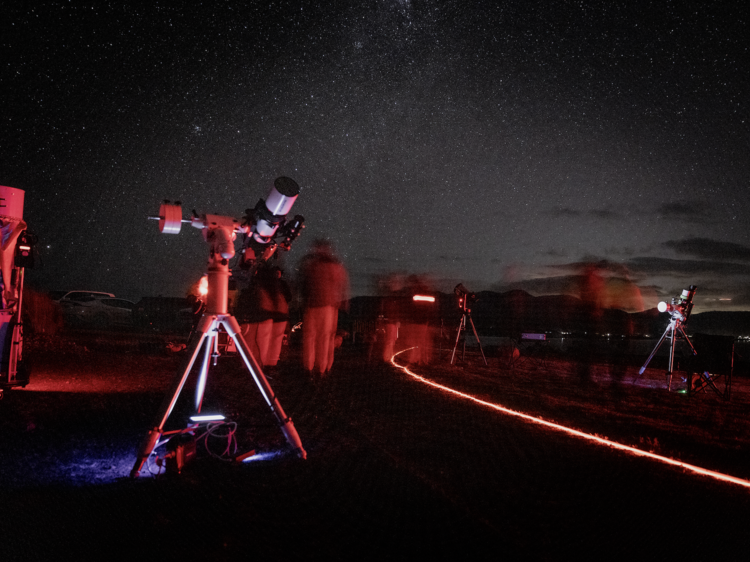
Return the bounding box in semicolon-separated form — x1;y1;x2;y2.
131;177;306;477
638;285;716;391
450;283;487;366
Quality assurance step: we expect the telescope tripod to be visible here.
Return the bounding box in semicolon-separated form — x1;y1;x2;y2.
637;315;717;393
131;265;305;478
450;308;487;366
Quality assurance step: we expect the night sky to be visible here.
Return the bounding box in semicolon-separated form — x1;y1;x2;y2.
3;1;749;312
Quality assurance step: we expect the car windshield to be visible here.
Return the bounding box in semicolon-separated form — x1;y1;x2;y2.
69;295;97;302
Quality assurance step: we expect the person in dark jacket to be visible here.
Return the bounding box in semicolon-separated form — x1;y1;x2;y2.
235;263;291;368
265;266;292;369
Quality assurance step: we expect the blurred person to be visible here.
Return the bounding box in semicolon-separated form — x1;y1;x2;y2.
602;273;643;394
364;327;381;365
22;288;64;336
298;239;350;377
607;314;634;397
576;264;605;385
379;273;406;363
574;262;644;387
400;275;437;365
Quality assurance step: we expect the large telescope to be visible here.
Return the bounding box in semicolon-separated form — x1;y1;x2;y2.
0;186;34;398
132;177;306;477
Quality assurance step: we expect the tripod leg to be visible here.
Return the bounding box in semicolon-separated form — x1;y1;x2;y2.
131;316;214;477
450;316;465;365
195;329;217;411
668;325;678;391
678;325;699;356
222;315;307;459
638;324;671;377
467;315;488;366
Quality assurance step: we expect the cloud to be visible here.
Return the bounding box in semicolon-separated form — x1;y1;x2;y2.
546;207;620;220
547;258;636;278
589;209;619;220
663;237;750;262
603;246;636;257
654;201;712;221
494;275;580;295
725;289;750;307
625;257;750;277
540;248;570;258
436;255;476;263
491;273;647;311
548;207;582;218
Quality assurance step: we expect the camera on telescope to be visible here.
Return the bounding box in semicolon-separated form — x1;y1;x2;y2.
454;283;477;311
657;285;697;322
240;177;305;270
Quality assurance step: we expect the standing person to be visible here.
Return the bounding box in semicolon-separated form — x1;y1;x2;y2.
380;273;405;363
298;239;350;378
234;264;275;367
576;263;606;385
265;265;293;371
401;275;436;365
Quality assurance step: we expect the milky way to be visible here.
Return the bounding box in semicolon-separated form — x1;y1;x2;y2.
3;1;748;311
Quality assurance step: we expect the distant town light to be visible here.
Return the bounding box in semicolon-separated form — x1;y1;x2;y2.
413;295;435;303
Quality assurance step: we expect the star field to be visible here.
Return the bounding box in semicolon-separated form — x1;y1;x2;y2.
2;1;749;311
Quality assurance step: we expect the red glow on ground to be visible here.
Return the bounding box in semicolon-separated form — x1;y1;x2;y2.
391;349;750;491
17;372;150;394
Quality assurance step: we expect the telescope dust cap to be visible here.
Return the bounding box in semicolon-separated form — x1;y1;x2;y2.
265;177;300;216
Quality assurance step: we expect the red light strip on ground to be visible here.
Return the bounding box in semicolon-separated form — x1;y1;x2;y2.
391;349;750;491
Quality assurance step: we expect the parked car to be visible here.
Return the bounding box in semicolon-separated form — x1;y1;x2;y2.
51;290;115;303
53;291;134;328
133;296;193;333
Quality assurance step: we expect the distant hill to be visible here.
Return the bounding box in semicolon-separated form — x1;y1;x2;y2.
347;290;750;338
686;311;750;337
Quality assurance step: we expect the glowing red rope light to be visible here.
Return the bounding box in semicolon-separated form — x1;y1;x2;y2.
391;349;750;491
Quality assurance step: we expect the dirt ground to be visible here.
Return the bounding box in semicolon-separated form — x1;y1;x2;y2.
2;331;750;561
